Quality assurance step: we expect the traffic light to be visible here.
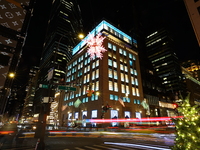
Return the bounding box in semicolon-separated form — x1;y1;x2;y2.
86;90;94;97
173;103;178;109
102;104;112;112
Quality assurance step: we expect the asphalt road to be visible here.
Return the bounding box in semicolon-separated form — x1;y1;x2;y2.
0;132;174;150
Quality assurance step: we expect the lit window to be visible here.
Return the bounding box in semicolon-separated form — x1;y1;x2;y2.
96;69;99;78
96;60;99;67
131;77;135;85
119;48;123;54
120;64;124;70
121;84;125;93
95;81;99;90
113;45;116;51
113;61;117;68
132;87;136;95
137;100;140;104
92;62;95;68
108;69;113;78
125;74;128;83
114;82;118;92
109;81;113;91
126;85;129;94
121;73;124;82
108;59;112;66
110;94;114;100
92;71;95;80
135;78;138;86
136;88;140;96
113;70;118;79
108;43;112;49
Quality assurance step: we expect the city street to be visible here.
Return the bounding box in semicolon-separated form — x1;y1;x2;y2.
0;131;174;150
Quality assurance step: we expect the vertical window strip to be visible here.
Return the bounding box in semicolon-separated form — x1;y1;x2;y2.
121;84;125;93
96;69;99;78
96;81;99;90
132;87;136;95
121;73;124;81
109;81;113;91
114;82;118;92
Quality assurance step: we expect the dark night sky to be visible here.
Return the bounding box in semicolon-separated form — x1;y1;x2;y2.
77;0;200;61
19;0;200;75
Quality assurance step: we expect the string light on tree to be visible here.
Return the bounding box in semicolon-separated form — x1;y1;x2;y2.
171;93;200;150
84;32;107;59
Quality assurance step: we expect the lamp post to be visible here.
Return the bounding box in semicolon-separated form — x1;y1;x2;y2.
1;72;15;122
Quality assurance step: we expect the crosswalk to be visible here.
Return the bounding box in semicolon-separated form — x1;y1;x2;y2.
64;141;172;150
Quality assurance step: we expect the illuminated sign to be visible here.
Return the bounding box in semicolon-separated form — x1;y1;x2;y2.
159;101;175;109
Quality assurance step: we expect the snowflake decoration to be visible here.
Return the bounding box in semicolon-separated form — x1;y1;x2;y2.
84;32;107;59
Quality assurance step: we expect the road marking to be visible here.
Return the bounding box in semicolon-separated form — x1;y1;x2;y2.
74;147;85;150
94;144;121;150
84;146;101;150
104;142;171;150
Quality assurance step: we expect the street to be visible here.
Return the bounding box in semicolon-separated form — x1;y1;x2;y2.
0;131;174;150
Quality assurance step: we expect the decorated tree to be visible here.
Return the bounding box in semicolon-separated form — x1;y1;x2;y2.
172;93;200;150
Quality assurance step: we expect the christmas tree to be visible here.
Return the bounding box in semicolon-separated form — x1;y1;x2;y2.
172;93;200;150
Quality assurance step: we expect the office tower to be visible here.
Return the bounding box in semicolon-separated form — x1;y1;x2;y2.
34;0;83;113
22;66;39;121
182;60;200;81
0;0;32;116
181;66;200;106
183;0;200;46
145;28;186;100
57;20;145;127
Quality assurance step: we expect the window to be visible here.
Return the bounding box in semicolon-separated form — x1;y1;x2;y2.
114;82;118;92
113;61;117;68
95;81;99;90
109;81;113;91
113;45;116;51
113;70;118;79
131;77;135;85
136;88;140;96
121;84;125;93
120;64;124;71
96;60;99;67
126;85;129;94
108;43;112;49
132;87;136;95
108;59;112;66
108;69;113;78
92;71;95;80
135;78;138;86
110;94;114;100
125;74;128;83
137;100;140;104
96;69;99;78
121;73;124;81
114;95;118;101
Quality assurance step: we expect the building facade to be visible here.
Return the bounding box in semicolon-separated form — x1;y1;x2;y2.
145;28;186;100
58;20;145;127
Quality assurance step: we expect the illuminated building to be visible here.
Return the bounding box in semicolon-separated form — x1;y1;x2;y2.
182;59;200;81
34;0;83;114
182;66;200;106
60;20;145;127
183;0;200;46
145;28;186;100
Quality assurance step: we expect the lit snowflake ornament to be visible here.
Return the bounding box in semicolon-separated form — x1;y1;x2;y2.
85;32;107;59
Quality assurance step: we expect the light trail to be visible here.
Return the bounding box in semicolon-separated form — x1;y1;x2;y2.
88;116;183;123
